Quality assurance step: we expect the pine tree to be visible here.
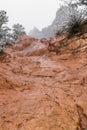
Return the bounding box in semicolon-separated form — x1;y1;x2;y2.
12;24;26;40
0;11;13;52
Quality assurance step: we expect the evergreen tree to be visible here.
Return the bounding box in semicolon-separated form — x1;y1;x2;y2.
0;10;13;52
12;24;26;40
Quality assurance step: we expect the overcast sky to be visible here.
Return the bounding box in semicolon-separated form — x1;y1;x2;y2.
0;0;61;32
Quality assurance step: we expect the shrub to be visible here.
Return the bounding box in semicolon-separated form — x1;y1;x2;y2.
66;3;86;38
56;30;62;36
12;24;26;40
60;0;87;38
67;13;83;37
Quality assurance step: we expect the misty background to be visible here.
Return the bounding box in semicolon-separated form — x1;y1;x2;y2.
0;0;86;40
0;0;60;32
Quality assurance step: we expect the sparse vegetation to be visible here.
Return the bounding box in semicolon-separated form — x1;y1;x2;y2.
56;30;62;36
77;0;87;6
12;24;26;41
0;10;13;52
67;1;87;38
0;11;26;53
67;11;84;37
56;0;87;38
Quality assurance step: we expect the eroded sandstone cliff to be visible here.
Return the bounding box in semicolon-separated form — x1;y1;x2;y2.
0;34;87;130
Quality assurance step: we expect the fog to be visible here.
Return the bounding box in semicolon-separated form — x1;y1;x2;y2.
0;0;61;32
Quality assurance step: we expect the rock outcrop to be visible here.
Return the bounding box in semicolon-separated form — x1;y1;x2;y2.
0;33;87;130
29;6;75;39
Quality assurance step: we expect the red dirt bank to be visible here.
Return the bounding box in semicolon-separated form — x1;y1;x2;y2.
0;34;87;130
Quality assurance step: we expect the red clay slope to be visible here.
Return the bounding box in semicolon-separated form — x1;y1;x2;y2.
0;34;87;130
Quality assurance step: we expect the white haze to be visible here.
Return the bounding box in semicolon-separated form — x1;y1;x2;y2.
0;0;60;32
